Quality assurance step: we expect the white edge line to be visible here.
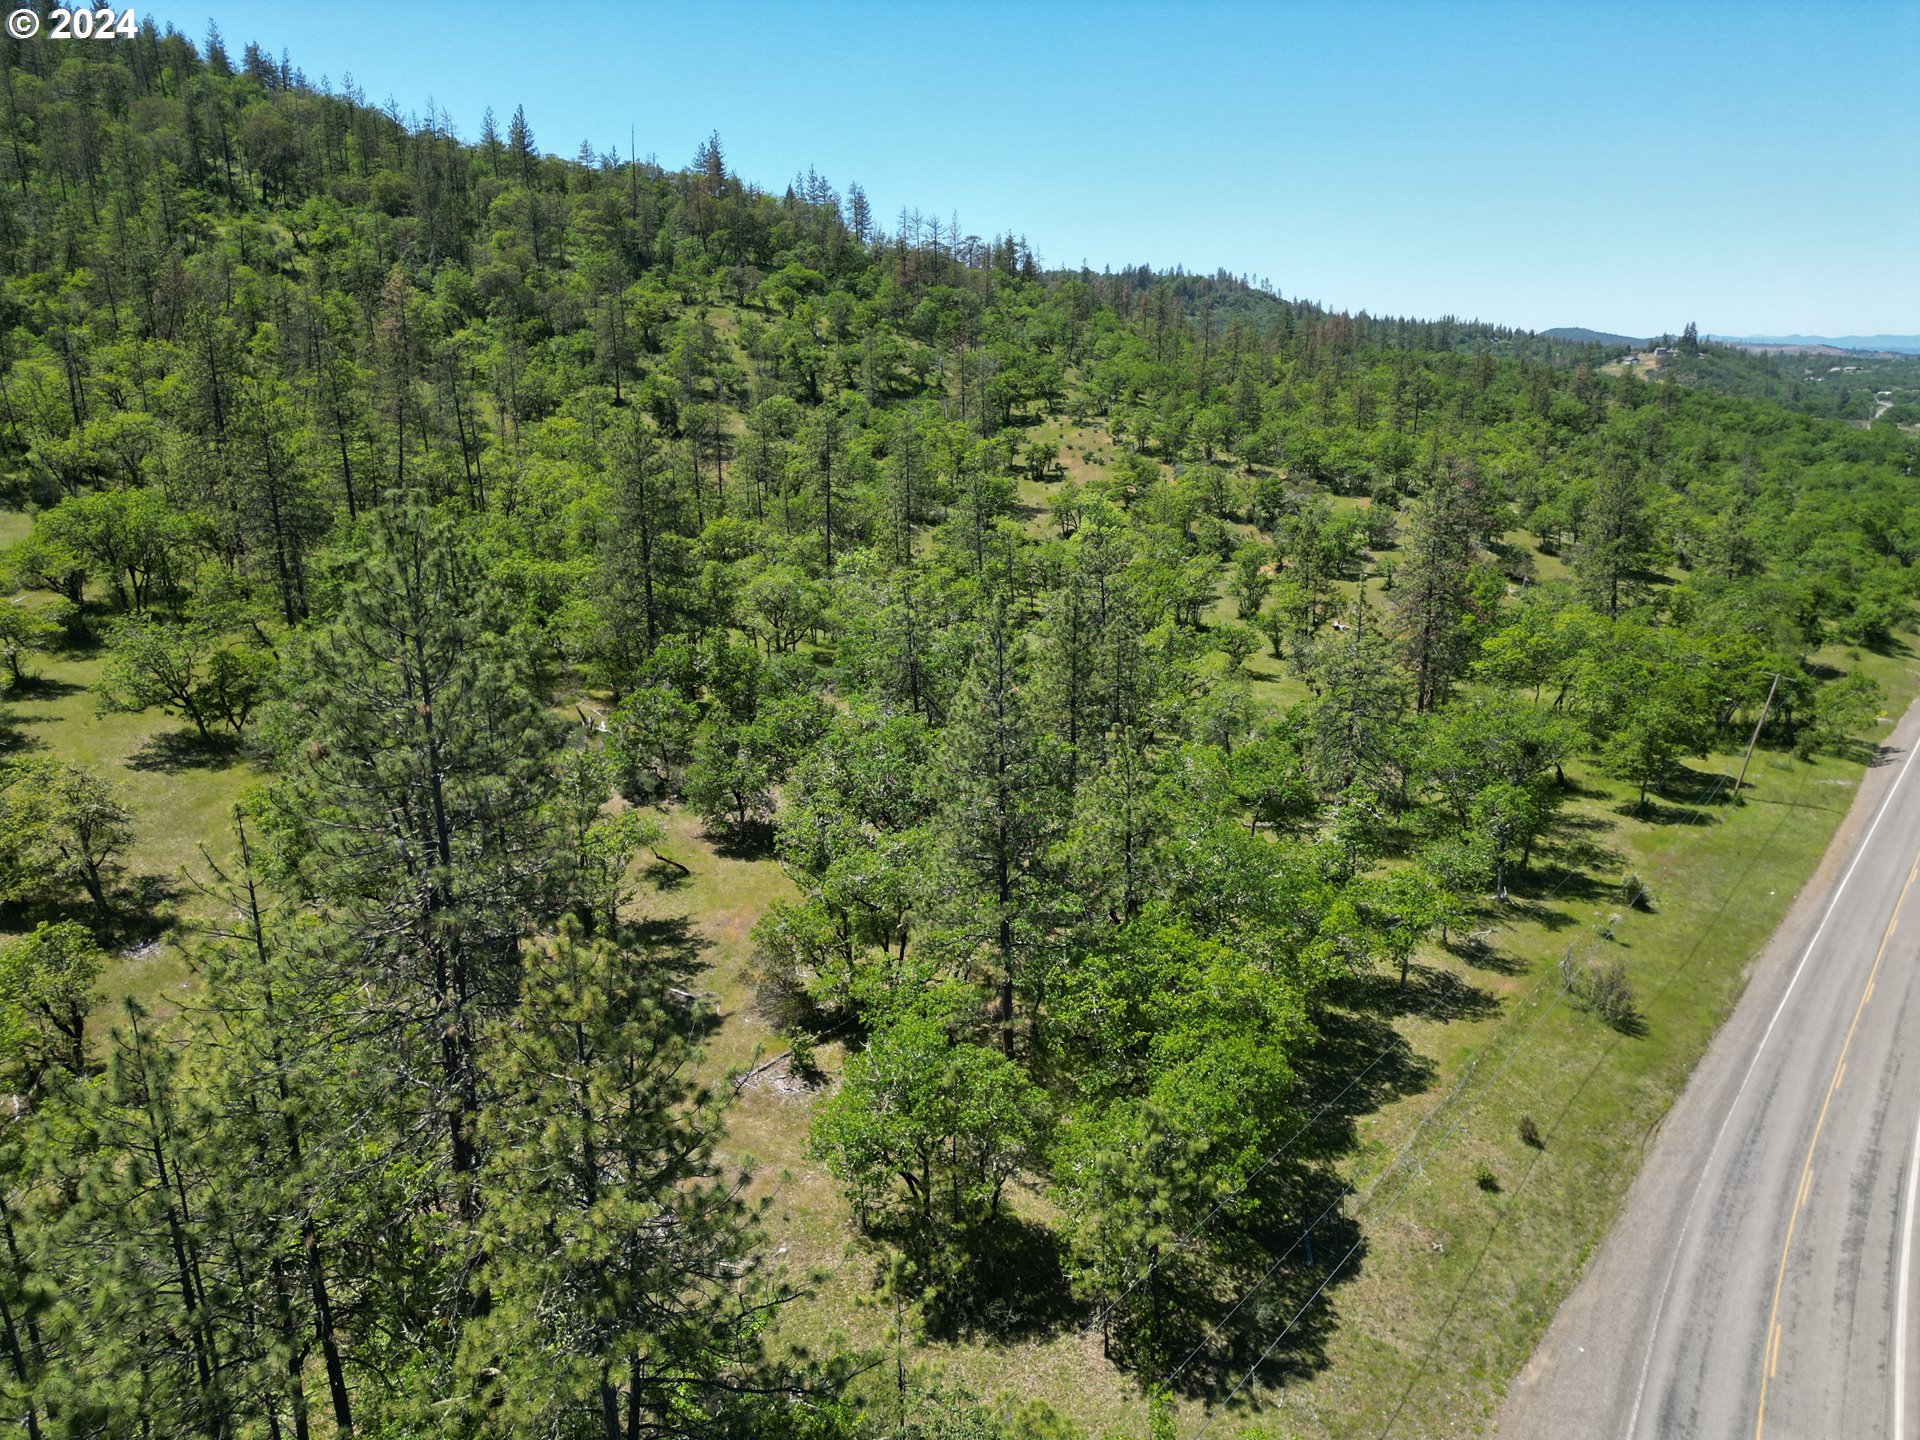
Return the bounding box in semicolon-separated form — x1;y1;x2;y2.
1621;728;1920;1439
1896;1093;1920;1440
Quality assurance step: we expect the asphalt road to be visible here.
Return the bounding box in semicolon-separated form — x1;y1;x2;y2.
1494;699;1920;1440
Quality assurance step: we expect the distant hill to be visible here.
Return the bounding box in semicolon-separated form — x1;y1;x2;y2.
1710;333;1920;356
1542;326;1648;348
1651;343;1920;423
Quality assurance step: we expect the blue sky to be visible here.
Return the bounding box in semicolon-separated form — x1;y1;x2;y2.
192;0;1919;337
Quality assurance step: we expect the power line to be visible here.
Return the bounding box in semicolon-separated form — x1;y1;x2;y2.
1369;783;1800;1438
1047;742;1641;1349
1188;760;1745;1434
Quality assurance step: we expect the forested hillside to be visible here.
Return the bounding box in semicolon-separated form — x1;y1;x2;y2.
1623;326;1920;424
2;19;1919;1440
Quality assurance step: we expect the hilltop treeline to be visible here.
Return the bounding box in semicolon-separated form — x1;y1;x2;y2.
0;17;1917;1440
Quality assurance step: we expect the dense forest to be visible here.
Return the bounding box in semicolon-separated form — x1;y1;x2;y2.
0;17;1918;1440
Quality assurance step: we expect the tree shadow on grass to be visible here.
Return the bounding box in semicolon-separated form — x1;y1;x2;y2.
6;676;86;702
1811;736;1885;768
1340;963;1501;1025
1502;856;1616;923
1550;807;1620;839
1517;814;1627;903
0;718;33;755
1162;1185;1366;1403
126;729;246;773
1863;632;1913;660
1619;797;1713;826
1290;1005;1436;1164
618;913;717;1041
1635;761;1739;820
106;872;182;946
1009;495;1050;530
1445;931;1528;975
621;912;711;984
1545;839;1629;884
1606;1009;1649;1040
638;856;691;893
705;821;777;860
919;1215;1081;1344
1550;772;1611;801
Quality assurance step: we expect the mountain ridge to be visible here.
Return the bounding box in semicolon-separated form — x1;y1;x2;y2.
1709;333;1920;355
1541;326;1648;348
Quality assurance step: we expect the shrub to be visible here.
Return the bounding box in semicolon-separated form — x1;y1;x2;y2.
1585;960;1640;1032
1619;872;1654;911
1561;950;1643;1034
785;1031;819;1082
1518;1113;1543;1149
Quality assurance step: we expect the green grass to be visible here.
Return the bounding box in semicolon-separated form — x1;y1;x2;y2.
1263;735;1907;1439
3;643;259;1023
9;495;1915;1438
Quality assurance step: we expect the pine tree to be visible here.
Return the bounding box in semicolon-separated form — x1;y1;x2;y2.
191;819;358;1436
478;106;502;170
228;367;324;624
846;181;872;243
461;919;776;1438
50;1003;234;1439
933;611;1061;1056
597;413;698;693
1301;605;1410;799
0;1120;54;1440
1391;458;1486;711
506;104;535;182
281;497;564;1218
1574;457;1655;617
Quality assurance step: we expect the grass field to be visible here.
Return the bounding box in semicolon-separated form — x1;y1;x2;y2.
6;485;1915;1438
2;640;258;1022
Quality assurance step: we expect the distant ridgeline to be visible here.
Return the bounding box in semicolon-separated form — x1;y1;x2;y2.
1710;334;1920;356
1657;339;1920;424
1538;326;1920;425
1;16;1920;1440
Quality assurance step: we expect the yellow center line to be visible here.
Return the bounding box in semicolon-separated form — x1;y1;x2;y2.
1755;850;1920;1438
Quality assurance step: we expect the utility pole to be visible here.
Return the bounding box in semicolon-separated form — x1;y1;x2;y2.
1734;671;1784;799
